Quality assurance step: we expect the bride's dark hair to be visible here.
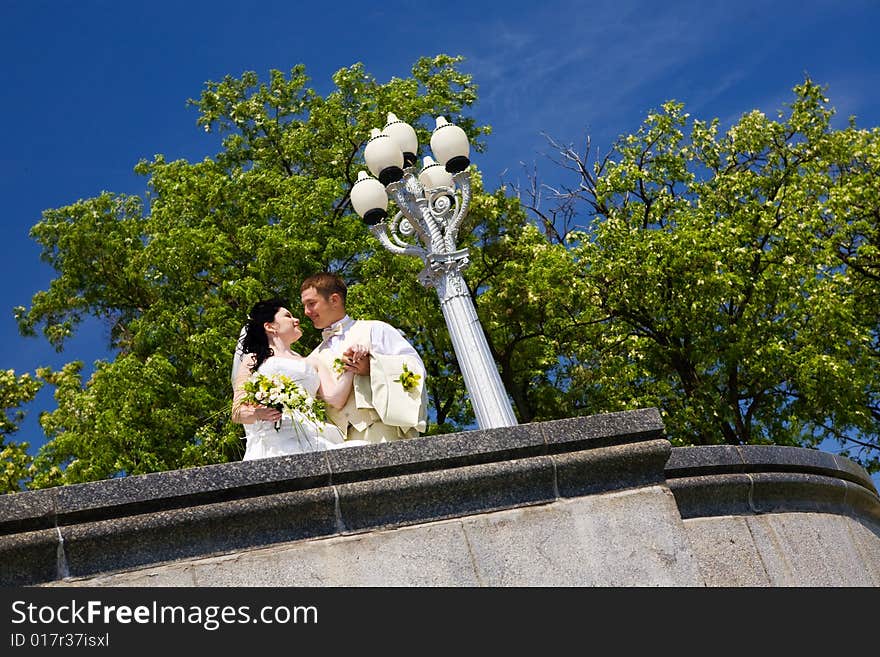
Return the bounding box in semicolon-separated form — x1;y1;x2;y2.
242;298;288;372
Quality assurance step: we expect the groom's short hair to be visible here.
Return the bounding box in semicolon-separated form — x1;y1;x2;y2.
301;272;347;304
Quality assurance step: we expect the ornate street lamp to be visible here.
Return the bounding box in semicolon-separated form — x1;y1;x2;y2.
350;113;518;429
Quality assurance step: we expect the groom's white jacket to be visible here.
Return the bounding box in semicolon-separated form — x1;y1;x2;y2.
311;318;427;441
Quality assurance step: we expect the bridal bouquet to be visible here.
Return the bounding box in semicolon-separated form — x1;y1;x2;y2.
241;371;327;431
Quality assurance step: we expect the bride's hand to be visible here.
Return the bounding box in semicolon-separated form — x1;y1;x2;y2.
258;405;282;422
239;404;282;423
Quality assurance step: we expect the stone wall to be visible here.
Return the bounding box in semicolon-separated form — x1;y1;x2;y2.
1;408;877;587
666;444;880;585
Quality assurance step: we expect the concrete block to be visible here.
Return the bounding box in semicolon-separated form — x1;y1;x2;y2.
462;486;702;586
59;487;338;579
681;516;770;586
554;439;670;497
746;512;879;586
335;456;557;532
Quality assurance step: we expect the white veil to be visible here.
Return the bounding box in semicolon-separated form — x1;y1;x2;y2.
230;325;247;387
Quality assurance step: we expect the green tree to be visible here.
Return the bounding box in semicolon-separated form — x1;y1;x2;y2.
0;369;43;493
458;181;594;423
536;78;879;471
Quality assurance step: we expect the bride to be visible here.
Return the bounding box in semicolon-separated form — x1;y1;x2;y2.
231;298;368;460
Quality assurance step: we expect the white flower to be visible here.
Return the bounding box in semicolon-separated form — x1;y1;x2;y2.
241;371;328;431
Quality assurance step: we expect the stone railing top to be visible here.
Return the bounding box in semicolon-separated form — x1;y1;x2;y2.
665;444;880;522
0;408;664;535
666;444;878;495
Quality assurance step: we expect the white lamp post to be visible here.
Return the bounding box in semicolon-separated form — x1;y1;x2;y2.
350;113;518;429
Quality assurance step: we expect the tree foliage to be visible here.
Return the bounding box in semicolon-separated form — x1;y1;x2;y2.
535;79;879;471
0;369;42;493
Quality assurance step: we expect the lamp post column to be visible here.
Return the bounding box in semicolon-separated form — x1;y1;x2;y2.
426;251;518;428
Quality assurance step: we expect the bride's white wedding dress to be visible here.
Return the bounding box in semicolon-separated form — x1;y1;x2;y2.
241;356;347;460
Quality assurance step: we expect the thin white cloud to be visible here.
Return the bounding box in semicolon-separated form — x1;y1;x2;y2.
463;2;750;140
451;0;878;179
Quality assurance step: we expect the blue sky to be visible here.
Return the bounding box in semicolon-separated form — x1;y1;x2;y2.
1;0;878;485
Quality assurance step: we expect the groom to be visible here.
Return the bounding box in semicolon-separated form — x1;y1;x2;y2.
300;272;427;443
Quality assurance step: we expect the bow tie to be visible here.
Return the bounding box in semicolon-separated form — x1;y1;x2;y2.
321;324;344;340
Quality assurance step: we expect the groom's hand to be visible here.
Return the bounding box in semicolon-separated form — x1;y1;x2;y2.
343;345;371;375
